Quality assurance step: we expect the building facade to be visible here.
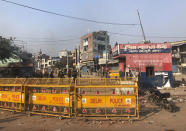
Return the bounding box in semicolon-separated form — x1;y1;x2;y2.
58;50;68;58
171;40;186;82
112;42;173;88
80;31;110;72
72;48;78;68
34;54;51;70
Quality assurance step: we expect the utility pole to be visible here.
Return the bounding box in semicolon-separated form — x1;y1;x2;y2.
105;32;108;78
78;45;81;77
137;10;147;42
67;51;69;77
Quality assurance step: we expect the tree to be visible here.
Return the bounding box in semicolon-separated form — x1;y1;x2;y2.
0;36;32;63
0;37;14;62
54;57;73;69
14;48;32;62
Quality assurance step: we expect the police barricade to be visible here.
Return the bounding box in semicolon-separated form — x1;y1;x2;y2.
75;78;139;119
0;78;26;112
24;78;72;118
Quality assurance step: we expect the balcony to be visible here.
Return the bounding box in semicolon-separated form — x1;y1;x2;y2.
172;53;180;58
180;51;186;54
181;63;186;67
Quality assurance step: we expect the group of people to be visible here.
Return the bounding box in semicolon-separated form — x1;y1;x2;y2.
33;69;54;78
33;68;78;79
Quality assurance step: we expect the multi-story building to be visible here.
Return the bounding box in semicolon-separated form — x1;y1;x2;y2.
112;42;173;88
171;40;186;82
58;50;68;58
34;50;60;71
80;31;110;72
34;53;50;70
72;48;78;68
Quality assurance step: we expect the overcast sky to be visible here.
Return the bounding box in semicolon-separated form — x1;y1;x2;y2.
0;0;186;56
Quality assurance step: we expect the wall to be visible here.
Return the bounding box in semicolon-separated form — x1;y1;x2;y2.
80;33;94;62
113;43;172;73
124;53;172;72
112;43;173;87
80;31;109;66
58;50;68;58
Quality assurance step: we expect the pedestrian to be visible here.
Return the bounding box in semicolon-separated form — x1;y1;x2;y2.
50;70;54;78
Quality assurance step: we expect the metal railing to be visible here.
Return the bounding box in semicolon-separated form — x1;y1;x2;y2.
0;78;139;120
75;78;139;119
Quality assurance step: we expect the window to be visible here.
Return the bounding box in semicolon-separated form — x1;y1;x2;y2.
83;38;88;46
96;36;105;41
84;45;88;51
182;67;186;74
83;38;88;51
181;56;186;63
98;44;105;51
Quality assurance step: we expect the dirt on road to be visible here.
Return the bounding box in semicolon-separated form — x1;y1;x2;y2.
0;99;186;131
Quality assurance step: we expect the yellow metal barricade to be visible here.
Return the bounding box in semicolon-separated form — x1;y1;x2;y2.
75;78;139;119
0;78;26;112
24;78;73;118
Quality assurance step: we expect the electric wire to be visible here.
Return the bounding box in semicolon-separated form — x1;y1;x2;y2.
0;0;139;26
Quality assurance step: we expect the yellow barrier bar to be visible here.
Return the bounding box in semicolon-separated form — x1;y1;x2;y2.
0;78;26;112
75;78;139;119
25;78;73;118
0;78;139;120
0;91;24;103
